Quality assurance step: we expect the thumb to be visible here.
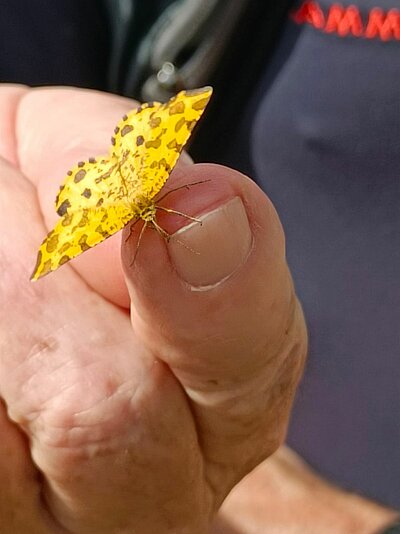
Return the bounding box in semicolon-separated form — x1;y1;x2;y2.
122;162;307;497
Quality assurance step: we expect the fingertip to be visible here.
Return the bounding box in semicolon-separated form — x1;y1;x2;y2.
121;163;288;360
122;162;284;288
121;163;245;289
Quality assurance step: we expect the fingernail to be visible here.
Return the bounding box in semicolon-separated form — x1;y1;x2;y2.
168;197;253;289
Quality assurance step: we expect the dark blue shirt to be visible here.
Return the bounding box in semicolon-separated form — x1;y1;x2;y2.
244;0;400;507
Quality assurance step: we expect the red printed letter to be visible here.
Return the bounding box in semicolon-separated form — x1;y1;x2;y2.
365;8;400;40
291;1;325;29
325;4;363;37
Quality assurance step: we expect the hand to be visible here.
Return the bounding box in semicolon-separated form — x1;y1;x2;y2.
0;85;307;533
214;446;398;534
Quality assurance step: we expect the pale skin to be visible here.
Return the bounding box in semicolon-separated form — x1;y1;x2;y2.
0;85;306;533
214;447;399;534
0;86;395;534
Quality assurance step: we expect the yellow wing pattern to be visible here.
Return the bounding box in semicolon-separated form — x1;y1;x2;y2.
54;156;125;215
31;205;133;280
31;86;212;281
113;88;213;201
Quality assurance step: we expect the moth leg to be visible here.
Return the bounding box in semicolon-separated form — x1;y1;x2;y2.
153;219;199;255
171;235;200;255
125;218;140;243
151;219;171;241
149;217;199;255
156;205;202;224
130;220;148;265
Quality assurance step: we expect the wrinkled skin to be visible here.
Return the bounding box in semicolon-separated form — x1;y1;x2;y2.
0;85;307;533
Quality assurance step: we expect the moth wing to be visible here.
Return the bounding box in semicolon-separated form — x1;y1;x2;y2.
113;87;213;202
55;156;125;216
31;205;133;280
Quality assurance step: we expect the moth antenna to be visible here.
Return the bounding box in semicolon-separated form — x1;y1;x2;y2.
156;180;211;203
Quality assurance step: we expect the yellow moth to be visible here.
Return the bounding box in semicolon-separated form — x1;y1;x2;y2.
31;87;213;281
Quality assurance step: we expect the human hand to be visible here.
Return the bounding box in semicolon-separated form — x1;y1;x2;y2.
0;85;307;533
214;446;398;534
